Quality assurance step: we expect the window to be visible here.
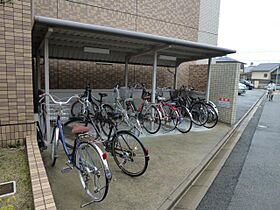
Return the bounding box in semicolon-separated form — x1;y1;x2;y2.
264;73;268;78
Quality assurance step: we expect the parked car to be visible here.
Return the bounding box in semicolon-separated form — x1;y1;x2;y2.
238;83;247;95
241;80;254;90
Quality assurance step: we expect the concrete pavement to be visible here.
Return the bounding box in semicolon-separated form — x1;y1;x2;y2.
42;123;230;210
41;89;265;210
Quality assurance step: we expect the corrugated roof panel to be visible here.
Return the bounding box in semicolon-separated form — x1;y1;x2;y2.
32;16;235;67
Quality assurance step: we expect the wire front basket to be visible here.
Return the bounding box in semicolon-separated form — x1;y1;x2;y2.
40;102;71;122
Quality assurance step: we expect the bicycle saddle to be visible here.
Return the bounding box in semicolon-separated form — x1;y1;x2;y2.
71;123;90;134
157;96;166;101
107;112;122;120
99;93;108;98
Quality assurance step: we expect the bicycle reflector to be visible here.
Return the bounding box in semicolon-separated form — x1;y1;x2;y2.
102;152;108;160
145;148;149;155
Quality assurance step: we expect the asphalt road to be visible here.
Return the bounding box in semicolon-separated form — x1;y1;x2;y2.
198;94;280;210
235;89;265;122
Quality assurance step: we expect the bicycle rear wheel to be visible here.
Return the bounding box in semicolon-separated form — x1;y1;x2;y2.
176;105;193;133
190;102;208;126
203;103;218;128
75;142;110;202
112;131;149;177
141;104;161;134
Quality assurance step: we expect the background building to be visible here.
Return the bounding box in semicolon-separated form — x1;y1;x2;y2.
0;0;236;146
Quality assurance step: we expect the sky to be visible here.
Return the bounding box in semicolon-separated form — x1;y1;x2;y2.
218;0;280;66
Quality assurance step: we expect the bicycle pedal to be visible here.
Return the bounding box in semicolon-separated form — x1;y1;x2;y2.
61;165;73;174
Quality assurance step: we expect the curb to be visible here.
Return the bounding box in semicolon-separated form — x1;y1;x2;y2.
158;92;266;210
26;134;57;210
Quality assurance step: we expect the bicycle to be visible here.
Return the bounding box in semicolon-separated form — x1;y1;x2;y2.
178;86;209;126
70;84;113;136
64;93;149;177
125;84;162;134
40;93;112;207
113;85;142;136
169;89;193;133
156;87;179;132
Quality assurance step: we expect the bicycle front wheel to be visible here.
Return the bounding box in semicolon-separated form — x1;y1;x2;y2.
100;104;114;136
75;142;110;202
141;104;161;134
176;105;193;133
51;127;59;166
190;102;208;126
161;104;179;132
112;131;149;177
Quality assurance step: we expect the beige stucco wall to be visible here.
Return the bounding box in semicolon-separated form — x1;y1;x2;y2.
251;72;271;80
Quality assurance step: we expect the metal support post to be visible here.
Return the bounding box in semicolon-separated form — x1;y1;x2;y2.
276;66;279;90
151;51;158;104
36;52;41;90
206;58;212;103
124;58;129;87
44;38;51;141
174;67;178;89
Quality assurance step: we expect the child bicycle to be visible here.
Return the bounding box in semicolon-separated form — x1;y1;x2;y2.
39;93;112;208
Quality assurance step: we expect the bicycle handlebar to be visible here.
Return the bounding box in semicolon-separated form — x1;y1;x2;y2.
39;93;79;105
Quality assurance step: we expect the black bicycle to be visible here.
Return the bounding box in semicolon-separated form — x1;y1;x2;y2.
65;95;149;177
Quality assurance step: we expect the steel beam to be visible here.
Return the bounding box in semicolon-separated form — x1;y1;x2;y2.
128;45;171;60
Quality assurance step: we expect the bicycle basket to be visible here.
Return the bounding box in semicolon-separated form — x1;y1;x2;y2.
169;89;178;100
119;86;134;99
41;102;71;122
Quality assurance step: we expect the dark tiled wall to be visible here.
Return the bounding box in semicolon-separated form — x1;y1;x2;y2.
34;0;201;90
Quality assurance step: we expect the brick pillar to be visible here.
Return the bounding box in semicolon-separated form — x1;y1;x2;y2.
0;0;35;147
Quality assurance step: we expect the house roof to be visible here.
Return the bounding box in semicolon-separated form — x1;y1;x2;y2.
251;63;280;72
32;16;235;67
216;56;245;64
244;65;255;73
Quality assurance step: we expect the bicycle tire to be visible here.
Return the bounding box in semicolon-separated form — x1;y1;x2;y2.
71;100;99;117
176;105;193;133
203;103;218;129
51;127;59;166
125;101;142;136
161;104;179;132
64;118;98;149
112;130;149;177
100;104;114;136
190;102;208;126
75;142;110;202
141;104;161;134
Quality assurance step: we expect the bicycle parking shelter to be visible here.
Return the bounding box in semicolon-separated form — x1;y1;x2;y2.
32;16;235;141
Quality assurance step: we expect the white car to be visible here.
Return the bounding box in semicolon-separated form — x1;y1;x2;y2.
238;83;247;95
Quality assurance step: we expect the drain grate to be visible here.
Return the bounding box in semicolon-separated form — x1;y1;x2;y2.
0;181;16;198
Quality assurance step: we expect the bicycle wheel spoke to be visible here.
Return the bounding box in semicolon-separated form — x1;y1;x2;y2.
76;142;109;202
